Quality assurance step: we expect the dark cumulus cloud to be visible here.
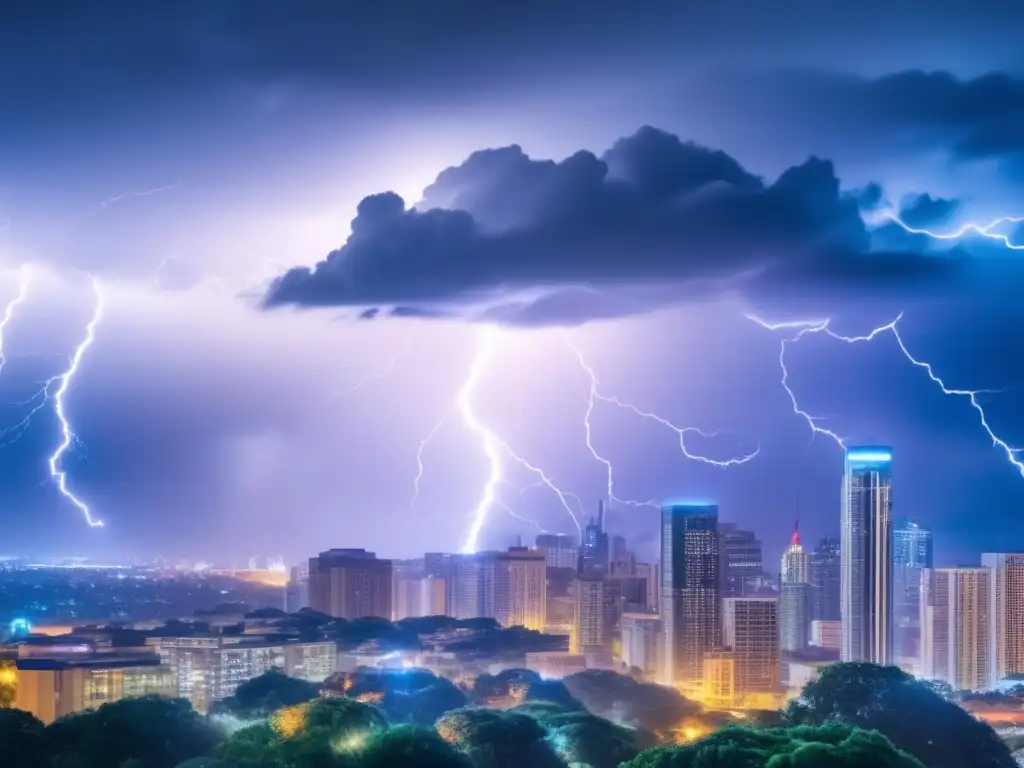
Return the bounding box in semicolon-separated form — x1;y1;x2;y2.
264;126;967;325
697;70;1024;171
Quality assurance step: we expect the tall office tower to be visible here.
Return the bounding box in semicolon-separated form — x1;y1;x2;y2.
536;534;579;569
284;563;310;613
722;597;779;701
780;524;811;653
610;535;635;577
981;553;1024;682
636;562;660;612
545;566;577;641
841;446;894;664
424;552;452;580
810;538;841;622
892;518;934;669
718;524;764;598
494;547;547;630
579;500;610;577
445;552;498;619
621;613;663;682
922;568;993;691
661;503;721;686
308;549;392;620
575;576;607;659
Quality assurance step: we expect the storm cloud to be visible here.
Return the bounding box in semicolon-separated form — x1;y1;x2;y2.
264;126;975;325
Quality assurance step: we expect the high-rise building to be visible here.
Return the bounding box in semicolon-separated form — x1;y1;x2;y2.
575;576;607;661
981;553;1024;682
718;524;764;598
424;552;452;580
841;446;893;665
702;651;736;708
494;547;547;630
722;597;779;699
545;566;577;641
636;562;660;613
284;563;310;613
308;549;392;620
661;502;721;685
922;567;993;691
810;538;841;622
445;552;500;619
610;535;635;577
15;654;175;724
892;518;933;670
780;524;811;653
148;637;336;714
621;613;663;682
536;534;579;569
579;501;610;578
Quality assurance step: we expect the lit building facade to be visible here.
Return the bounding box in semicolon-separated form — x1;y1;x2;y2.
635;562;660;613
15;655;175;724
810;537;841;623
722;597;779;699
284;563;310;613
575;576;606;659
701;652;736;708
780;524;811;653
981;552;1024;681
147;637;336;714
535;534;579;570
922;567;993;691
841;446;893;665
892;517;933;670
579;501;610;578
620;613;663;682
309;549;392;620
495;547;547;630
718;524;764;598
661;502;720;686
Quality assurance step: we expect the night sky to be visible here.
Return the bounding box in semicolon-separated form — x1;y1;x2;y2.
1;0;1022;567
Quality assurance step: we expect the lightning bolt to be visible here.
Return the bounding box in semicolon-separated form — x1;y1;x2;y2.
564;337;760;478
410;415;447;513
98;182;179;211
329;355;402;401
879;210;1024;250
749;313;1024;477
48;277;105;526
0;266;31;379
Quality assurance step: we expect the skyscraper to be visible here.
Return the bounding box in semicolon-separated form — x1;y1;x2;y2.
579;501;610;577
718;523;764;598
575;576;606;659
610;535;635;577
535;534;579;569
661;502;720;686
494;547;547;630
308;549;392;620
981;552;1024;681
779;524;811;653
922;567;993;691
722;597;779;701
892;517;933;669
841;446;893;665
810;538;841;622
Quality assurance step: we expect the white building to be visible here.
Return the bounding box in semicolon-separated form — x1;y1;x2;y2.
922;567;993;691
620;613;662;682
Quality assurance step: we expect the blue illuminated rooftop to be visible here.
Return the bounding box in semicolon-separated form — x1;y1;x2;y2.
661;499;717;510
846;446;892;464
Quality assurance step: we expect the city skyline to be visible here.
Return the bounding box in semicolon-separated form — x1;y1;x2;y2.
0;1;1021;570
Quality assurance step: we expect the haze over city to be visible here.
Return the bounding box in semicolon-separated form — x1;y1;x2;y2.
0;0;1022;572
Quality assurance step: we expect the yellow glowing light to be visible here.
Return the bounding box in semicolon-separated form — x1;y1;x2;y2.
333;732;367;752
0;666;16;686
270;702;310;738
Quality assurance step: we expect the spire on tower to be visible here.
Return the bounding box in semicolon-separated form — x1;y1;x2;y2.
791;519;800;546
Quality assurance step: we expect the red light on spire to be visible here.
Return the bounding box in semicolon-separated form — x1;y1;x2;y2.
792;520;800;546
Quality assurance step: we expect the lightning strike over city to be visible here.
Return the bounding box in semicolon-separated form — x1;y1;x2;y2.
48;277;105;527
881;210;1024;250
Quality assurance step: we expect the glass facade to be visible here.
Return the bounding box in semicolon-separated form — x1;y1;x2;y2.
661;503;720;685
892;517;933;668
841;446;893;664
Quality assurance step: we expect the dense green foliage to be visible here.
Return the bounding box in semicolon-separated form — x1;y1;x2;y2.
619;724;925;767
213;669;322;719
1;663;1014;768
783;662;1016;768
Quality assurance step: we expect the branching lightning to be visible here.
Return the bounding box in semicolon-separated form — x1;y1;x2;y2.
748;313;1024;477
879;210;1024;250
564;336;760;480
0;266;31;379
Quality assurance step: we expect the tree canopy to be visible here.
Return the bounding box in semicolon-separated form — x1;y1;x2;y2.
332;667;468;725
212;668;321;718
620;724;925;768
562;669;703;736
783;662;1017;768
